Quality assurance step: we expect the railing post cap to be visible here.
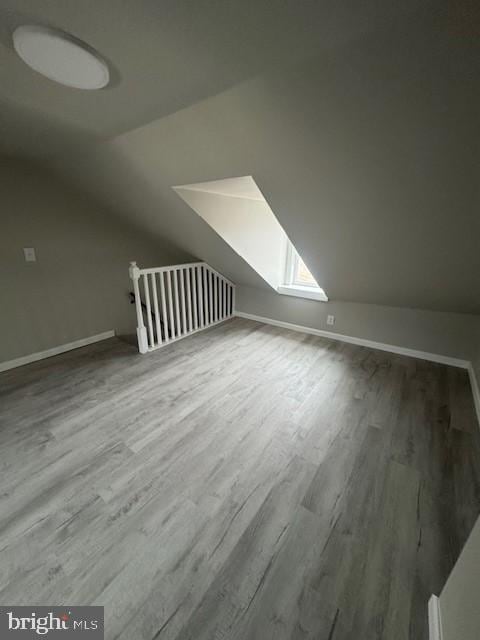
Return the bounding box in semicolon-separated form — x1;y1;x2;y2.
129;261;140;280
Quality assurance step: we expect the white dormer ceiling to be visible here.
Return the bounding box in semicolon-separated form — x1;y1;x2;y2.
175;176;265;202
175;176;327;299
2;1;480;314
174;176;289;290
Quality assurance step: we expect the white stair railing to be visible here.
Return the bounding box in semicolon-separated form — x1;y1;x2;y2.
129;261;236;354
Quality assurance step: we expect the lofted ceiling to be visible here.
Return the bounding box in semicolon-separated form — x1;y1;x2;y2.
1;0;479;313
0;0;422;158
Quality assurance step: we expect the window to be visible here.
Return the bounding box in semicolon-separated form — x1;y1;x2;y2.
278;240;328;301
284;243;318;287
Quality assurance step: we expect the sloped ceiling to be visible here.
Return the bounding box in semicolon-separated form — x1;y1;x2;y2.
0;0;419;157
1;0;479;313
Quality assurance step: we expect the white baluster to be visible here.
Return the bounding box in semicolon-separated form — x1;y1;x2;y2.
167;270;176;338
209;270;213;325
150;273;161;346
192;266;198;330
223;279;227;319
232;285;236;315
203;266;209;326
173;269;181;336
198;266;204;328
222;280;228;318
159;271;169;343
129;262;148;354
143;274;154;348
179;268;187;335
185;267;193;333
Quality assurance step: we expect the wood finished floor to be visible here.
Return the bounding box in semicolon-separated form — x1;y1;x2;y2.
1;317;479;640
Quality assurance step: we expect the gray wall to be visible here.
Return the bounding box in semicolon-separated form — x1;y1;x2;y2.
0;159;189;363
47;9;480;316
474;320;480;384
236;285;480;362
2;155;479;383
473;321;480;417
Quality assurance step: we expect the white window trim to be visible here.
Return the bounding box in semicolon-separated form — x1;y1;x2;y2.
277;284;328;301
279;241;328;301
283;241;296;286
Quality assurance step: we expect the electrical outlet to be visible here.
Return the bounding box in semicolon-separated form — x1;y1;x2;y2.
327;314;335;326
23;247;36;262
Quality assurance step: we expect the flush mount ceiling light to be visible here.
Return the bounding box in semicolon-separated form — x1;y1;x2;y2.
13;25;109;90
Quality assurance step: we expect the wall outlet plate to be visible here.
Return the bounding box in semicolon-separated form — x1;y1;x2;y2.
23;247;36;262
327;314;335;326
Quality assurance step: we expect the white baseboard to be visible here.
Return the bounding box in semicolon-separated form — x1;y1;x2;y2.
428;595;443;640
468;362;480;429
0;331;115;373
235;311;469;369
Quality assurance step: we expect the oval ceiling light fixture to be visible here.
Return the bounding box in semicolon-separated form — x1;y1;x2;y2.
13;25;109;90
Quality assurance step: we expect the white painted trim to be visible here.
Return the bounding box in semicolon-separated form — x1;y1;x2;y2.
0;331;115;373
428;595;443;640
277;284;328;302
468;362;480;428
234;311;470;369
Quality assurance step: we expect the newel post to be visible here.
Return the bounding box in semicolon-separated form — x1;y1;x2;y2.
129;261;148;354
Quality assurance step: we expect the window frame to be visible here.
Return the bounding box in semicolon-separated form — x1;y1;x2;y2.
284;242;317;288
278;240;328;302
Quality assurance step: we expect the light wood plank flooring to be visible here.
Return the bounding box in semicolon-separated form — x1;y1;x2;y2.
1;317;479;639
